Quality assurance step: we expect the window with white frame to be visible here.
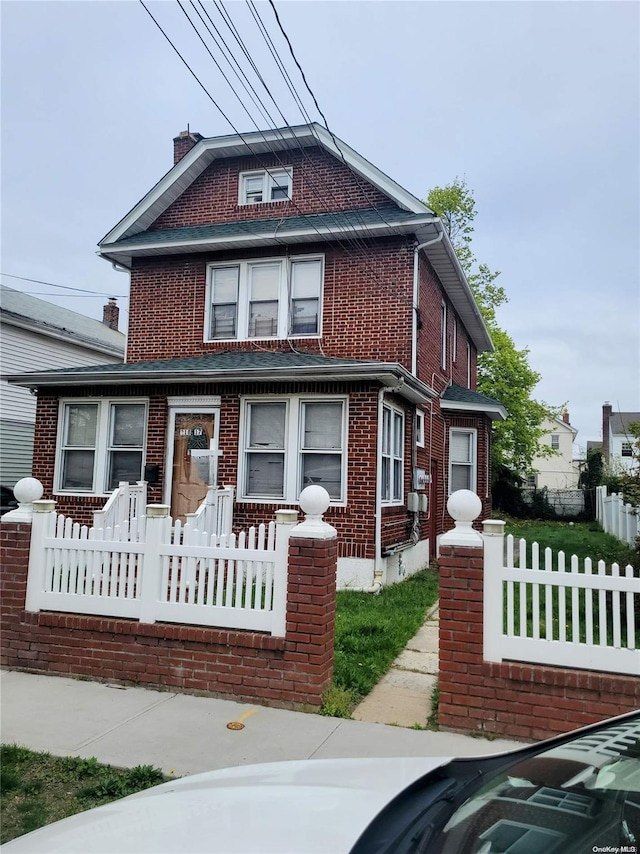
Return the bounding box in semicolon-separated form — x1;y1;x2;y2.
416;410;425;448
466;342;471;388
452;319;457;362
382;403;404;504
57;400;147;493
449;428;477;493
551;433;560;450
206;256;322;341
440;301;447;369
240;397;346;502
239;168;292;205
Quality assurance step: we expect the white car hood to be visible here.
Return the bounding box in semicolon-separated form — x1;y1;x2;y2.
5;756;449;854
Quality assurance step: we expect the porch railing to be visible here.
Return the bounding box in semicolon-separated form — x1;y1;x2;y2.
190;485;235;537
93;481;147;531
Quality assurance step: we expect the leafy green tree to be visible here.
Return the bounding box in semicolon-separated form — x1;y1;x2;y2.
426;178;558;475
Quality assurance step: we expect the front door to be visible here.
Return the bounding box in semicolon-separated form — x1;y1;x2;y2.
168;409;219;521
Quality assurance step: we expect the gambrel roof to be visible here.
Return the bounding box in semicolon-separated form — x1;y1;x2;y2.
97;124;493;353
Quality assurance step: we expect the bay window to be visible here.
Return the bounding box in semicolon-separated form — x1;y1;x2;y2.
240;396;346;503
382;403;404;504
206;255;322;341
57;400;147;494
449;428;477;493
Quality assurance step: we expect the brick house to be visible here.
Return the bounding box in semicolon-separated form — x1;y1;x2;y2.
9;124;505;588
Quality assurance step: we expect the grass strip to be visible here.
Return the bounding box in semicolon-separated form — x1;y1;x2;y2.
0;744;167;845
323;567;439;717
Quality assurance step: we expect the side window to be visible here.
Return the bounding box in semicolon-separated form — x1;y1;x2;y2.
449;429;476;493
239;168;292;205
382;403;404;504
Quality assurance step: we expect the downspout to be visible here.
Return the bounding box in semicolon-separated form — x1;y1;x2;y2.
375;380;405;592
412;227;444;376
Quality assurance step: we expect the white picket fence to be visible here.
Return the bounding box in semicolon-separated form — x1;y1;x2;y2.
483;532;640;676
25;504;290;636
93;481;147;531
595;484;640;546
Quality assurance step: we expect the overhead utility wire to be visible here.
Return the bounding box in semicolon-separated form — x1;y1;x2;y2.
200;0;388;263
143;0;397;292
1;272;127;298
266;0;402;231
238;0;389;259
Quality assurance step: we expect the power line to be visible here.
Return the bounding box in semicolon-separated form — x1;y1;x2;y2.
1;272;127;298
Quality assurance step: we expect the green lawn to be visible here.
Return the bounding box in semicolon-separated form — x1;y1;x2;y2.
0;745;168;845
504;518;636;566
323;567;439;717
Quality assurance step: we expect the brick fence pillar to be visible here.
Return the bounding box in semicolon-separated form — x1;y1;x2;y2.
283;485;338;706
437;489;485;732
0;479;46;667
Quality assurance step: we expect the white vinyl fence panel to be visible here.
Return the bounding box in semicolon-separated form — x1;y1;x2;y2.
26;504;289;636
596;485;640;546
483;531;640;677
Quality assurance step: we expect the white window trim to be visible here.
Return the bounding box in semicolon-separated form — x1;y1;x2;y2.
54;398;148;496
237;395;348;505
381;402;405;506
550;433;560;450
466;342;471;388
441;301;447;370
416;410;425;448
448;427;477;495
238;167;293;205
452;319;457;363
204;254;323;342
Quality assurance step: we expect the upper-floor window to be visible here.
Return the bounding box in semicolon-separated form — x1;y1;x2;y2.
466;342;471;387
551;433;560;450
206;256;323;341
56;399;147;494
452;319;457;363
621;441;633;457
239;168;292;205
416;410;425;448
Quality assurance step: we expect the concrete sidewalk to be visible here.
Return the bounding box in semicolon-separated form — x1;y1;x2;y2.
1;669;522;778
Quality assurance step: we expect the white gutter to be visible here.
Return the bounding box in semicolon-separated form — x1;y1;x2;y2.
412;227;444;375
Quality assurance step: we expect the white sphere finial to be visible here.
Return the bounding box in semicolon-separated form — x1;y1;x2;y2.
1;477;45;524
13;478;44;505
299;484;331;517
447;489;482;523
440;489;483;547
290;485;336;540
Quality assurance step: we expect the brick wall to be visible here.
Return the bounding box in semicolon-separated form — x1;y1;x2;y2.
150;146;394;230
0;522;337;709
438;542;640;741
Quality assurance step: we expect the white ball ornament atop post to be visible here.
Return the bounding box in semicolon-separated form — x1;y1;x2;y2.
439;489;483;547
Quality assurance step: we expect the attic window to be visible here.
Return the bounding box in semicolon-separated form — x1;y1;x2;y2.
239;168;292;205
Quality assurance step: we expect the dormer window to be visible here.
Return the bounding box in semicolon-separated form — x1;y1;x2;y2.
239;168;292;205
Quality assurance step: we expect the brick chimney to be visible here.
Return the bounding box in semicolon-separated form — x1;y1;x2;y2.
173;129;203;165
562;410;570;424
602;401;612;465
102;297;119;331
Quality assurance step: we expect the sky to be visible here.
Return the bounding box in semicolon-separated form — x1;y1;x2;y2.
1;0;638;452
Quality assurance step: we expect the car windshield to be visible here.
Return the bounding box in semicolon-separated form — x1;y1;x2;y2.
432;717;640;854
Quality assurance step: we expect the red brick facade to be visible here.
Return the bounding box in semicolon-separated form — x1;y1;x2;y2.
437;543;640;741
0;521;337;708
27;130;496;571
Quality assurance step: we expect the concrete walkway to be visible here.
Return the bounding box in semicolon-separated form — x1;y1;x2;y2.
353;603;439;728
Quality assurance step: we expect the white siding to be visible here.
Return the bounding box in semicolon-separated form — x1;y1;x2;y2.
0;422;34;487
0;324;123;423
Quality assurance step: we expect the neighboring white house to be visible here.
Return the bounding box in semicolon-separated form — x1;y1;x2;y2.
0;286;125;490
602;402;640;474
528;412;579;489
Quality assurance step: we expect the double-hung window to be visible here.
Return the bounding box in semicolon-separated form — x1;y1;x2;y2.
241;397;346;503
57;400;147;493
206;256;322;341
239;168;292;205
551;433;560;450
449;428;477;493
381;403;404;504
622;441;633;457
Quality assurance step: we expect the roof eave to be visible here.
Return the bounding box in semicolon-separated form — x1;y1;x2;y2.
440;398;508;422
1;313;125;358
7;361;437;404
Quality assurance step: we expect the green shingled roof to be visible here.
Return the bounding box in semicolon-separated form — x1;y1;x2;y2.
442;383;503;408
109;207;428;248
